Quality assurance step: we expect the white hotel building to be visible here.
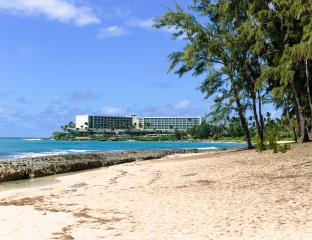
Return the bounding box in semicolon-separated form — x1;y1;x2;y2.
76;115;202;132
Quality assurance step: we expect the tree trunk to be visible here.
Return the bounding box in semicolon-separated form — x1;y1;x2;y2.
242;64;264;147
305;59;312;117
292;127;298;143
242;65;264;146
251;93;264;146
245;75;263;147
293;98;301;133
232;81;253;149
291;81;310;142
258;90;265;141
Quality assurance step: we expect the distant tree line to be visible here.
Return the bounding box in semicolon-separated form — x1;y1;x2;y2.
182;114;295;142
155;0;312;149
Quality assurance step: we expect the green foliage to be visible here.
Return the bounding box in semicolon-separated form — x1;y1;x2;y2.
52;132;76;140
52;132;67;140
255;138;266;152
173;129;186;140
266;120;280;152
188;117;260;142
278;144;291;153
255;116;293;153
188;123;212;139
155;0;257;148
250;0;312;142
155;0;312;146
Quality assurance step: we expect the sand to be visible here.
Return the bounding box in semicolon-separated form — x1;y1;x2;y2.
0;143;312;239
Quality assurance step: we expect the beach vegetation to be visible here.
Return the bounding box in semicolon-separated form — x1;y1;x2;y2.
155;0;312;148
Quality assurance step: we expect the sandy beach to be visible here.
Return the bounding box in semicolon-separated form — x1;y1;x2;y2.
0;143;312;239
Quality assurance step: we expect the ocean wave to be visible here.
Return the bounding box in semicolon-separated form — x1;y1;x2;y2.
22;138;43;141
196;147;219;150
66;149;98;153
5;149;102;160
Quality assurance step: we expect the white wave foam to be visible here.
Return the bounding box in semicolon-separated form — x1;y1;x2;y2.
196;147;218;150
9;149;101;159
66;149;96;153
8;152;56;159
22;138;43;141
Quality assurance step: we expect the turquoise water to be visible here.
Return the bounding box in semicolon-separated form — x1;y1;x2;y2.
0;138;246;160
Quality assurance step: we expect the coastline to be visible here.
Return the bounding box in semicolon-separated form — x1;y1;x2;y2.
0;148;233;183
0;143;311;239
24;137;294;145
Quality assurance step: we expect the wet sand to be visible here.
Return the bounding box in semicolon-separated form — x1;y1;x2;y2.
0;143;312;239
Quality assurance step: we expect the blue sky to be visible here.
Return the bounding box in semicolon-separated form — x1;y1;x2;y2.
0;0;277;137
0;0;213;137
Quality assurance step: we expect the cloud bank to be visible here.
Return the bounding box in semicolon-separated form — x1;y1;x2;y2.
98;17;186;39
0;0;100;26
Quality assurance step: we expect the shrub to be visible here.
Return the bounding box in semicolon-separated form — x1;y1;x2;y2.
256;138;266;152
277;144;290;153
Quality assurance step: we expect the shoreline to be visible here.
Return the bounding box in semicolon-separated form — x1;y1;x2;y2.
0;143;311;239
21;137;296;145
0;148;235;184
23;137;248;143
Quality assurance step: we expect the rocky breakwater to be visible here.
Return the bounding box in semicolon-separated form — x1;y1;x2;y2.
0;149;201;183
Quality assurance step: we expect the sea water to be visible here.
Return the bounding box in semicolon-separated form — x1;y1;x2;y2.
0;138;246;160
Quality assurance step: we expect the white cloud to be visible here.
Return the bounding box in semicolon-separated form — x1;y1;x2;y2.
127;17;155;30
95;16;186;39
0;0;100;26
97;25;128;38
101;106;126;115
174;100;192;110
127;17;186;39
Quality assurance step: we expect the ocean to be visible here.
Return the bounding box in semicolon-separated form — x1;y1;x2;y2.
0;138;246;160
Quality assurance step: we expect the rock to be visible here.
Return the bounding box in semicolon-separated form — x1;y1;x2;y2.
0;149;211;183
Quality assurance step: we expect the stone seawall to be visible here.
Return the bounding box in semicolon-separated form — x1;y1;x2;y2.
0;149;204;183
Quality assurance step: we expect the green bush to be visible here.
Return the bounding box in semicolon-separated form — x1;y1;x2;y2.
277;144;290;153
212;134;220;140
255;138;266;152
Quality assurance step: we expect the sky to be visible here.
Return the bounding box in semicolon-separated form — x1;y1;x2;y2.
0;0;277;137
0;0;213;137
